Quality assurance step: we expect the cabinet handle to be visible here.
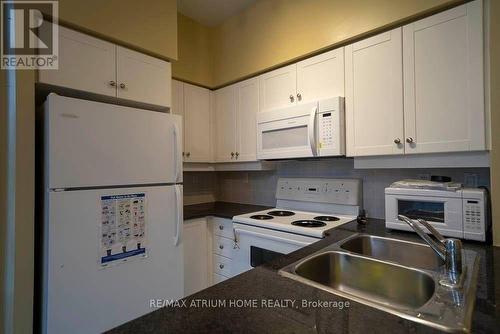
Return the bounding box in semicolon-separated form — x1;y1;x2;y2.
119;83;126;89
182;152;185;157
219;225;224;230
219;264;224;269
186;152;190;157
289;94;295;103
406;137;414;143
297;93;302;101
108;80;116;87
394;138;401;144
235;152;239;158
231;152;235;158
219;244;224;250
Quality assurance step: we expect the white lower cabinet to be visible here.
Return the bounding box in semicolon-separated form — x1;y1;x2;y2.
183;216;235;293
183;218;210;296
210;217;234;283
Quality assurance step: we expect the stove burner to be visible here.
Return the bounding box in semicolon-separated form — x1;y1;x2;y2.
314;216;340;222
250;215;274;220
291;220;326;228
267;210;295;217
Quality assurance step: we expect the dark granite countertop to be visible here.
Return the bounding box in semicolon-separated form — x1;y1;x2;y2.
108;219;500;334
183;201;273;220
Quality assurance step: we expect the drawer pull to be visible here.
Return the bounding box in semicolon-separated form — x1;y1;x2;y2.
219;244;224;250
219;225;224;230
219;264;224;269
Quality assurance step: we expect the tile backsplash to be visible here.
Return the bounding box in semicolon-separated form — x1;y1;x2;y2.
184;159;490;219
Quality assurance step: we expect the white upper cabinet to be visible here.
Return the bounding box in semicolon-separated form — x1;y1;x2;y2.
38;25;171;108
183;83;212;162
403;0;484;154
259;64;297;111
345;28;404;157
116;46;171;107
259;49;345;112
39;26;116;97
214;85;237;162
296;48;345;104
171;80;185;153
236;78;259;161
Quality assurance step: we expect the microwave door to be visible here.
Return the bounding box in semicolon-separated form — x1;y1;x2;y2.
257;106;318;160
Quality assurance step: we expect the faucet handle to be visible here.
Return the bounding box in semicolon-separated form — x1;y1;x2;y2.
417;218;446;243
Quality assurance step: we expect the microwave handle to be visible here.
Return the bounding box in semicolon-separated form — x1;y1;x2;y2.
308;106;318;156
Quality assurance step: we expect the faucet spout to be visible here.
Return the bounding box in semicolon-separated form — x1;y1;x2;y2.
397;215;464;287
397;215;446;261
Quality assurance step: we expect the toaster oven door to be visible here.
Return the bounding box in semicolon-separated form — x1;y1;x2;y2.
385;194;464;238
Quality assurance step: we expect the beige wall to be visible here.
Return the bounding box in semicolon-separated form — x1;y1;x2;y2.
489;0;500;245
54;0;178;60
209;0;463;86
172;14;213;87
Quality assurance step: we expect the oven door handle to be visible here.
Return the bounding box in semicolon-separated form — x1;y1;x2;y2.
234;228;312;247
308;106;318;156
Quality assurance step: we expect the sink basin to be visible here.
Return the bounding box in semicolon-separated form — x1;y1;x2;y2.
279;233;480;333
339;235;444;270
295;251;435;309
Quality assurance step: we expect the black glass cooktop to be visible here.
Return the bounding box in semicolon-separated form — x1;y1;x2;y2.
291;220;326;228
267;210;295;217
250;215;274;220
314;216;340;222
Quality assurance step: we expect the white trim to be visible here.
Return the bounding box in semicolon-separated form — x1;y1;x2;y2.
354;151;490;169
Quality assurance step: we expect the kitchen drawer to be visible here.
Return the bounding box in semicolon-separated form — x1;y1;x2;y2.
213;254;232;277
212;235;234;259
213;272;229;284
212;218;233;238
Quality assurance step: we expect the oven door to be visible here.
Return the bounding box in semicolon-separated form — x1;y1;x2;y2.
232;223;317;276
385;194;464;238
257;102;318;160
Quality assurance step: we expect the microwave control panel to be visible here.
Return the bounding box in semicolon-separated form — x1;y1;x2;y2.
462;188;486;240
317;97;345;155
318;112;334;148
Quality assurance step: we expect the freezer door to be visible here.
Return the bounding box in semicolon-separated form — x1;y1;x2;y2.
45;94;183;189
42;185;184;334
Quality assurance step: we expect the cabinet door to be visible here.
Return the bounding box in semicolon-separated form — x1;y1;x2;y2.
184;83;212;162
259;64;297;112
236;78;259;162
345;28;404;157
403;1;484;154
214;85;237;162
38;26;116;97
183;219;209;297
296;48;345;103
116;46;171;107
171;80;185;155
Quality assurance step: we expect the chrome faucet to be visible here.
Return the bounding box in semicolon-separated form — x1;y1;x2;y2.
398;215;464;287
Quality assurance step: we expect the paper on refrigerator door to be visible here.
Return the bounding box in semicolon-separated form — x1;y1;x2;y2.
100;193;147;267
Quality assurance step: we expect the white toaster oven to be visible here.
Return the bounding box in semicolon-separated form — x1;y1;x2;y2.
385;187;487;241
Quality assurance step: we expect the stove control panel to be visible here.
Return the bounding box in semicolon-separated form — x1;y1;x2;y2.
276;178;362;206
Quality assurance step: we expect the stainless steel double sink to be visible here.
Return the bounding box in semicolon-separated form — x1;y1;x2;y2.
279;234;480;333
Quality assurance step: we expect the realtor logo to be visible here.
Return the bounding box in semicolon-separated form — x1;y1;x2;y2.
1;0;58;69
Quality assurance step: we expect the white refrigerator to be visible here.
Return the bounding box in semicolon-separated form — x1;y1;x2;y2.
41;94;184;334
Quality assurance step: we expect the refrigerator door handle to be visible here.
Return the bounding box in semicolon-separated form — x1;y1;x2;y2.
173;123;182;183
173;185;183;246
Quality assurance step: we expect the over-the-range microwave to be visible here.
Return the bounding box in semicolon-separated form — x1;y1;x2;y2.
256;97;344;160
385;186;488;241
